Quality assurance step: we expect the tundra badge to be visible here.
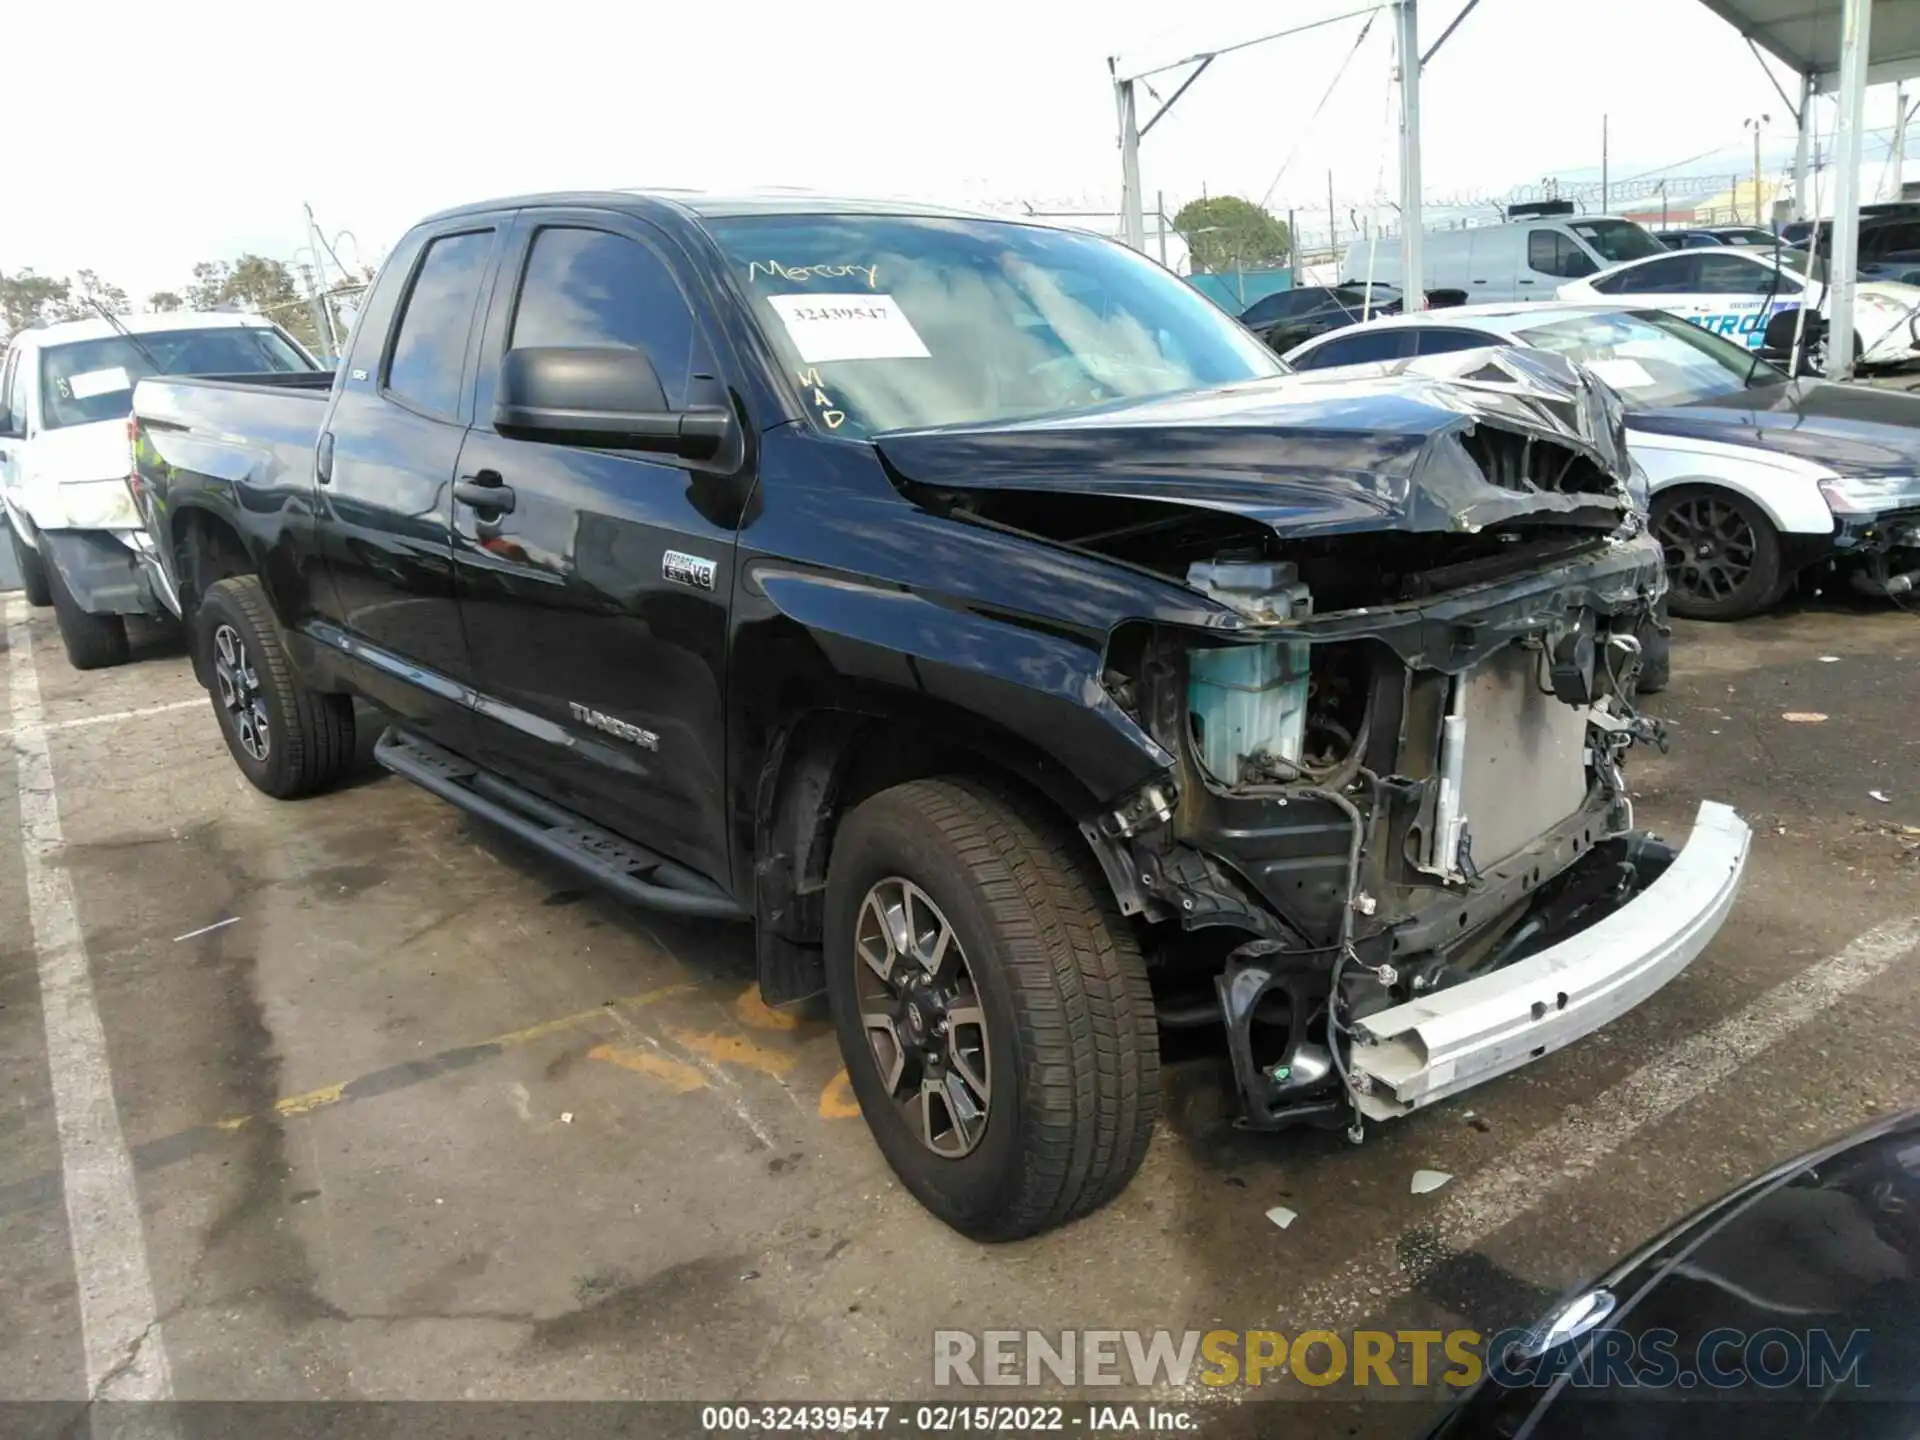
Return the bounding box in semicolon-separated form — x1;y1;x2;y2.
663;550;717;591
568;703;660;751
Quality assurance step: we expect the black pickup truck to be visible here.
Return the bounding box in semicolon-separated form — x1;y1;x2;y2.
131;191;1749;1240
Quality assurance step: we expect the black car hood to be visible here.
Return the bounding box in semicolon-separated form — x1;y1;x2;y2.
874;349;1635;538
1632;379;1920;477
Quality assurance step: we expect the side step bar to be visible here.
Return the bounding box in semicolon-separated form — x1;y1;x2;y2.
373;727;748;922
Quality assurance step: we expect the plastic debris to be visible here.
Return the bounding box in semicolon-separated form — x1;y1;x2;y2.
1820;656;1841;663
561;1111;575;1123
173;916;239;943
1781;712;1828;723
1870;791;1892;804
1411;1169;1453;1195
1265;1205;1298;1230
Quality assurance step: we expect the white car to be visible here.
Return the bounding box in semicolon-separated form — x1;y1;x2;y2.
1555;246;1920;368
0;312;318;668
1283;302;1920;620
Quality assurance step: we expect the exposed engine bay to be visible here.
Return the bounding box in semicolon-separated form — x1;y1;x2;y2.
880;349;1724;1136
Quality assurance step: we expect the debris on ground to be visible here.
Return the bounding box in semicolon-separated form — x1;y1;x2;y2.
1781;712;1828;723
1820;656;1841;663
1411;1170;1453;1195
561;1111;575;1124
1265;1205;1298;1230
1870;791;1892;804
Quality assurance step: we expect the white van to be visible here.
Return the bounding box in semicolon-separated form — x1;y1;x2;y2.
0;313;318;668
1342;216;1668;303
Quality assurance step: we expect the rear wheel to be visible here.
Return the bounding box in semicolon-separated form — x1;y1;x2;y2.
46;555;129;669
825;777;1159;1241
8;524;52;608
196;575;355;798
1651;488;1786;621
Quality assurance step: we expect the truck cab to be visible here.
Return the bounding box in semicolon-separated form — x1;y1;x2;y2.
0;312;318;667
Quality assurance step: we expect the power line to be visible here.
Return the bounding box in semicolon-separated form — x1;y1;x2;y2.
1256;13;1380;210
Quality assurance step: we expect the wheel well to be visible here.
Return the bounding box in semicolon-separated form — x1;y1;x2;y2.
751;708;1114;1004
170;508;252;679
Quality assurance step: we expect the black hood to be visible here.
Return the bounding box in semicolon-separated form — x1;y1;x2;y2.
874;349;1635;538
1632;379;1920;477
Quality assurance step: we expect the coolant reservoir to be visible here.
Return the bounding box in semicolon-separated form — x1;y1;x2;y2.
1186;561;1313;784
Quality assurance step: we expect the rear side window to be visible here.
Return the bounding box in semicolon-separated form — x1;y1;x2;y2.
1527;230;1597;278
1410;328;1495;356
386;230;493;418
510;228;695;409
1293;328;1409;369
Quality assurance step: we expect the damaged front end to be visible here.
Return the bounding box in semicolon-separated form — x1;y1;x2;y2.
884;348;1751;1135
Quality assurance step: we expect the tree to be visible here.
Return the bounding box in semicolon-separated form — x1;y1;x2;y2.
58;269;131;321
0;269;72;340
178;254;321;349
1173;196;1292;272
149;291;184;312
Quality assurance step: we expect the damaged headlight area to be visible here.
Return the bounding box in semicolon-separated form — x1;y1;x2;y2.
1094;531;1692;1135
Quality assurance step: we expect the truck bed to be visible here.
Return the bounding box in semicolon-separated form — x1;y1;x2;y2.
133;372;332;525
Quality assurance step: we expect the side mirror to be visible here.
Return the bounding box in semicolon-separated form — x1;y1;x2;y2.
493;346;733;461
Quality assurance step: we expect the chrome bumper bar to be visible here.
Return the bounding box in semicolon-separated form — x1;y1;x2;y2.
1350;801;1751;1121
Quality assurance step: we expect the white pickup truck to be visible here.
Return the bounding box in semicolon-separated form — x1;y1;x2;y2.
0;312;318;668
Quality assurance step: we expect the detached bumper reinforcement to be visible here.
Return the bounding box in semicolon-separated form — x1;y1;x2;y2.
1350;800;1751;1121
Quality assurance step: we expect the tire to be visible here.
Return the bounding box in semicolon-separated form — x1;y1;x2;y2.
195;575;355;798
8;524;52;608
824;777;1159;1241
1650;487;1786;621
46;554;129;670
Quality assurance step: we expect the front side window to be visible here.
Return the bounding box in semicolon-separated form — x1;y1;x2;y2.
510;228;696;409
1569;219;1666;263
386;230;493;418
1592;255;1699;295
1528;230;1596;279
704;213;1281;437
1693;253;1801;296
1293;328;1409;369
37;326;312;431
1516;309;1781;408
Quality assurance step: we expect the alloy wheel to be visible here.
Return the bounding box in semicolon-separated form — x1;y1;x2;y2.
1654;494;1757;608
852;877;992;1158
212;623;271;762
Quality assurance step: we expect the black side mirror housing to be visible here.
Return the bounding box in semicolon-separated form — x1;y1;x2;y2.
493;346;734;461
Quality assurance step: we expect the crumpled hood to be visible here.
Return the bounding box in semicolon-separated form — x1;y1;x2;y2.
874;348;1634;537
1632;378;1920;477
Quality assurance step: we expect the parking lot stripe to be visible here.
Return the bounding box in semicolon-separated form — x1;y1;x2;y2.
4;598;173;1403
0;696;203;741
1277;913;1920;1336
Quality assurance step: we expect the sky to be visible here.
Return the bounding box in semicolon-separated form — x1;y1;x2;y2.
7;0;1913;300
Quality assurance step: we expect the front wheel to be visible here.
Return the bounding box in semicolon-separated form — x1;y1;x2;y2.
195;575;355;798
824;778;1159;1241
1651;488;1786;621
46;555;129;669
8;524;52;608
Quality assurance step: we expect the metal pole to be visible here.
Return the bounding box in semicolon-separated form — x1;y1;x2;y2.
1601;114;1608;213
1156;190;1167;266
1753;124;1763;225
1792;73;1814;221
1289;208;1299;287
1393;0;1423;306
1896;82;1910;199
1328;169;1338;274
1112;66;1146;252
1828;0;1872;381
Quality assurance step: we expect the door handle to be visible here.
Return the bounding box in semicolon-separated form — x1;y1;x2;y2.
455;472;515;514
316;431;334;485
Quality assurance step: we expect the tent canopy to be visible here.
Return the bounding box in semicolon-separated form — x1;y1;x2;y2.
1694;0;1920;89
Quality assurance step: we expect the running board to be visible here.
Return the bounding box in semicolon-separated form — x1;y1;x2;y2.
373;727;747;922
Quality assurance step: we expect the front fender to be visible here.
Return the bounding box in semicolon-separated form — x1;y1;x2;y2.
1632;439;1836;535
739;561;1172;804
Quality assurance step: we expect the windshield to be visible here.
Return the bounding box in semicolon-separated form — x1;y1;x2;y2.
1516;309;1783;408
39;325;313;430
1570;219;1666;264
703;214;1283;437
